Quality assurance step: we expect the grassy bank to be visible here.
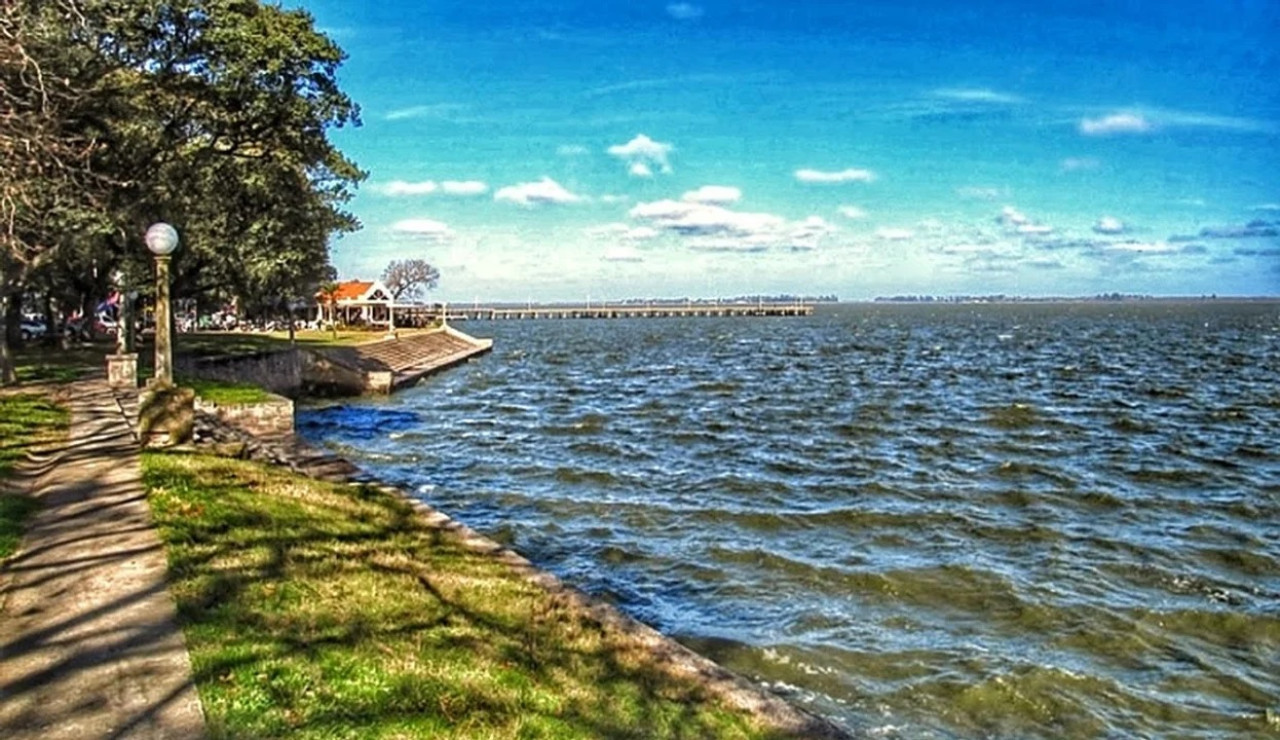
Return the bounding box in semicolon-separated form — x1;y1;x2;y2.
0;393;69;558
142;451;793;739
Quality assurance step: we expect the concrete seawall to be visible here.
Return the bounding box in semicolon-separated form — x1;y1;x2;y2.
176;325;493;398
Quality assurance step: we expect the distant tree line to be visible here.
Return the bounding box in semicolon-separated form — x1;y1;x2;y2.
0;0;364;383
872;294;1162;303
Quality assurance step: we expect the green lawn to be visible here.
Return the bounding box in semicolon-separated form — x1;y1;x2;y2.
179;377;278;405
8;327;409;394
142;451;795;740
11;340;113;383
0;393;68;559
9;327;400;385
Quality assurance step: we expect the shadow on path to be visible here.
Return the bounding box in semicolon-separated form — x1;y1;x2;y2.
0;379;205;740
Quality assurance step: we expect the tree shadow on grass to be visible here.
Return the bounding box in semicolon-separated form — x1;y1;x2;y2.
143;450;848;739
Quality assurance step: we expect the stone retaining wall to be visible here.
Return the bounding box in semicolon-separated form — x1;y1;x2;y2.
177;349;303;397
193;394;294;437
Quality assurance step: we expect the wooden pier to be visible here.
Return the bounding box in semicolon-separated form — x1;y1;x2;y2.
450;301;814;321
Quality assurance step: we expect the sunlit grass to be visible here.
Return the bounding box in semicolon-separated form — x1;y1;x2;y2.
142;451;793;739
180;377;278;405
0;393;68;559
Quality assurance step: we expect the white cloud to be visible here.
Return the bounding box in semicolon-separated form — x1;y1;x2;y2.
1078;106;1274;137
1146;108;1276;134
384;103;467;122
600;194;631;204
382;180;438;196
666;3;704;20
629;199;784;238
1252;203;1280;212
629;162;654;178
994;206;1055;236
442;180;488;195
494;177;583;206
875;227;915;240
608;134;674;175
585;223;660;241
998;206;1029;226
795;168;876;184
956;186;1006;201
1093;216;1126;234
557;144;589;156
837;205;867;219
603;245;644;262
1080;112;1152;136
1060;157;1101;172
381;179;488;197
788;216;837;250
391;219;454;243
1108;241;1176;253
628;199;832;252
682;185;742;205
932;88;1023;104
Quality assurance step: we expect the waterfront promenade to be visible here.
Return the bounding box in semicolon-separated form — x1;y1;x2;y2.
0;379;205;739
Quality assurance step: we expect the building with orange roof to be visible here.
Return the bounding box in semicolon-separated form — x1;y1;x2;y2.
316;279;396;328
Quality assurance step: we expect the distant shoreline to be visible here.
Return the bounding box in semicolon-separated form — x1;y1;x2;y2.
867;294;1280;304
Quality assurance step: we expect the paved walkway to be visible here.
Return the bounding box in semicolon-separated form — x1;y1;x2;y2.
0;379;205;739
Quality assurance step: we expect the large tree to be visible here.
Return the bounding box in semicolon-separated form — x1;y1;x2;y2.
0;0;363;383
381;258;441;302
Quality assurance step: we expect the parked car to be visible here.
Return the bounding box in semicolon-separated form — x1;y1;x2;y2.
20;317;46;341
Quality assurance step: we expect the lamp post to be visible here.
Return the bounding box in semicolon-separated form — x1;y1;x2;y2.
145;222;179;387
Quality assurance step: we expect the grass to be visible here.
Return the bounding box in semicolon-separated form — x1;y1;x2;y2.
181;377;278;405
7;326;402;393
0;393;68;559
11;340;112;383
179;328;428;358
142;451;793;740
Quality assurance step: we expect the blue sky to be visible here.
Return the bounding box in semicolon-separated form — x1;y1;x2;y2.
291;0;1279;301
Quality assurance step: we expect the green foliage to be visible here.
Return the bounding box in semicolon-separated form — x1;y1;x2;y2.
1;0;364;384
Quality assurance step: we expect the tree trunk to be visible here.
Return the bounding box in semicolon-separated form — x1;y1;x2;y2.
0;280;16;384
4;293;22;349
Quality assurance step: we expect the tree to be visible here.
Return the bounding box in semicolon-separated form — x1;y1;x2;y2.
381;259;440;302
316;280;339;340
0;0;364;384
0;0;121;380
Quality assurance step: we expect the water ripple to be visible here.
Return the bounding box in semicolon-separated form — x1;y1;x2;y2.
299;301;1280;738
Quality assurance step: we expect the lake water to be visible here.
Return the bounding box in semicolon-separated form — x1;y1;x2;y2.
297;301;1280;738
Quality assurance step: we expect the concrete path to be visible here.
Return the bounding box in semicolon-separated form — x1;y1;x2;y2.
0;379;205;739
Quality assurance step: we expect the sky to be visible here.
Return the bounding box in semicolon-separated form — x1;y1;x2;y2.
289;0;1280;301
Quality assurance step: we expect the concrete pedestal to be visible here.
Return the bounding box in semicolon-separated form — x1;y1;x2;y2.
106;353;138;389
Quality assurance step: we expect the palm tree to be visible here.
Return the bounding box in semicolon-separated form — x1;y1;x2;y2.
317;281;340;340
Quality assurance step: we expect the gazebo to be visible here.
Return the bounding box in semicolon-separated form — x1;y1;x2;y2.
318;280;395;327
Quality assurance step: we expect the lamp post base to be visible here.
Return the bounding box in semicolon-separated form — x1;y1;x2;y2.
106;353;138;389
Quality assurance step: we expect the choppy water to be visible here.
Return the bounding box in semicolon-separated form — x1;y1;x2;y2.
297;301;1280;738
